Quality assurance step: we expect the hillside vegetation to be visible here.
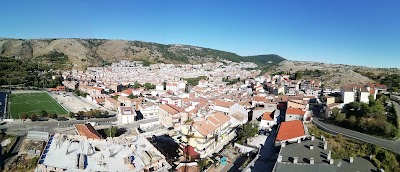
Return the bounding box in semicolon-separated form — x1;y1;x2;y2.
273;60;374;88
0;38;285;70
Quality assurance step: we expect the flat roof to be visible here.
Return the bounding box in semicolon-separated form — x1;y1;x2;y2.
39;134;171;172
280;138;329;164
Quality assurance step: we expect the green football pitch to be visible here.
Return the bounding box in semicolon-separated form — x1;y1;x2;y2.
9;92;68;118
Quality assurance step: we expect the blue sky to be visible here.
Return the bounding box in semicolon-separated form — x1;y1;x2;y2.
1;0;399;67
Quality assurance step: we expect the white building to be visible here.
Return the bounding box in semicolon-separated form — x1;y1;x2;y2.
36;133;171;172
117;107;137;125
137;102;159;119
259;111;276;130
341;85;371;104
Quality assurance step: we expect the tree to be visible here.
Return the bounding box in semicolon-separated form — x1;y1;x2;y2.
20;113;28;119
198;158;208;171
132;81;141;89
49;113;58;119
143;82;155;90
40;110;48;118
111;95;118;100
331;107;340;118
335;113;346;123
128;94;138;99
348;115;357;126
238;124;258;143
31;114;38;121
105;126;118;137
69;112;75;118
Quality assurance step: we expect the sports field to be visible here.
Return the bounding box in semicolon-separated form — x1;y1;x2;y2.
9;92;68;118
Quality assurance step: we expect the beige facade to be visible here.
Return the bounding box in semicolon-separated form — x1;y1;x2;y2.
158;104;188;127
181;113;231;158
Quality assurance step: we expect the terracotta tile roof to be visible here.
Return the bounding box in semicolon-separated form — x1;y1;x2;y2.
121;89;133;95
262;111;274;121
193;112;230;136
74;124;102;139
183;145;200;157
160;104;185;115
286;108;306;116
176;164;200;172
105;97;119;104
276;120;305;141
254;96;266;102
95;98;105;103
288;99;308;106
214;99;235;108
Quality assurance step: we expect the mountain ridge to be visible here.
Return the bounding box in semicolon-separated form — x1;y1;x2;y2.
0;38;285;70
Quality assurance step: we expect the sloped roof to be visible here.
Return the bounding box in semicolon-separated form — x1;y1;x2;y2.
286;108;306;116
214;99;235;108
262;111;274;121
160;104;185;115
183;145;200;157
74;124;102;139
276;120;305;141
193;112;230;136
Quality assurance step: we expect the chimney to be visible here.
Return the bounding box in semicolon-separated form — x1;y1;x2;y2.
327;151;331;160
320;135;324;141
310;158;314;164
311;135;315;141
329;159;334;164
349;157;354;164
310;145;314;150
277;156;282;162
293;157;298;164
281;141;286;147
323;141;327;150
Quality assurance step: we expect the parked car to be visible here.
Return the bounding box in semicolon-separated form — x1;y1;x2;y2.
57;117;69;121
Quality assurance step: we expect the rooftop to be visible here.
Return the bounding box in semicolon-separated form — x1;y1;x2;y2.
38;134;171;172
280;138;329;164
193;112;230;136
286;108;306;116
276;121;305;141
262;111;274;121
74;124;102;140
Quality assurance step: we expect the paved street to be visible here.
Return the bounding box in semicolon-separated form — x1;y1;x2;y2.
390;100;400;131
250;128;278;172
313;118;400;154
0;117;158;136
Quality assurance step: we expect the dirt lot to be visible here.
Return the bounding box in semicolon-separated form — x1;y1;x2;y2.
49;92;100;113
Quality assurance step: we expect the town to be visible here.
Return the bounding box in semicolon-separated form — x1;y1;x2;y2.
0;59;398;172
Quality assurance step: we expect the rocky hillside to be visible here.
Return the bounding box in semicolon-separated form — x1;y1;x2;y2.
273;60;375;88
0;38;284;70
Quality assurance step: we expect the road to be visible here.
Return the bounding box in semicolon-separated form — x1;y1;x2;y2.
390;100;400;129
0;117;117;135
313;118;400;154
250;128;278;172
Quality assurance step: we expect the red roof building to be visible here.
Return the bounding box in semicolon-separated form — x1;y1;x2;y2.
276;120;306;142
74;123;102;139
183;145;200;160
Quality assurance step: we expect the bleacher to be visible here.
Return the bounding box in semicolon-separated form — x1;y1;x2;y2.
0;92;7;118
